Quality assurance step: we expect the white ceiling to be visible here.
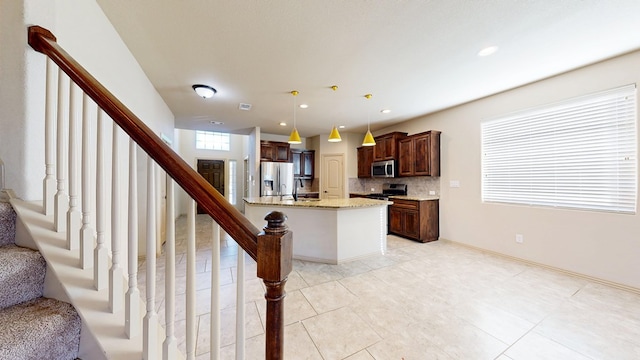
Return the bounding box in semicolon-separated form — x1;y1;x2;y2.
96;0;640;138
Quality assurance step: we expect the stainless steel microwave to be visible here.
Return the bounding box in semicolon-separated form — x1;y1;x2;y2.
371;160;395;178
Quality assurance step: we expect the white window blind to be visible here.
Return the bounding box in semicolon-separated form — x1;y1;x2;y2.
482;84;637;214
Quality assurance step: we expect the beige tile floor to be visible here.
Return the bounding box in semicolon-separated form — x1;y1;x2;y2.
138;215;640;360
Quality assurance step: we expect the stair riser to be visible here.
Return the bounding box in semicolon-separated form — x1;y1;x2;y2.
0;202;81;359
0;245;46;310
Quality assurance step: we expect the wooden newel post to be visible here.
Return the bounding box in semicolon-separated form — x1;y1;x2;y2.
257;211;293;360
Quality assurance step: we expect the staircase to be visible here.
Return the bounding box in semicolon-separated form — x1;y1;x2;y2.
0;201;81;359
22;25;293;359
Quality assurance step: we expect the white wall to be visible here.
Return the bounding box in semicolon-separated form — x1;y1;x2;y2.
261;133;307;150
0;0;52;199
175;129;246;215
0;0;176;255
377;50;640;289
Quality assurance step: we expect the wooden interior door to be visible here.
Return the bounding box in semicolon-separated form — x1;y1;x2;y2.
321;154;344;199
197;159;225;214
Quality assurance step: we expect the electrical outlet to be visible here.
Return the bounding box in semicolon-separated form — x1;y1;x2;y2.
515;234;524;244
450;180;460;188
429;190;436;195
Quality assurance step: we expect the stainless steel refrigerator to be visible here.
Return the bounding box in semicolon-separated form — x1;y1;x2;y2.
260;162;294;197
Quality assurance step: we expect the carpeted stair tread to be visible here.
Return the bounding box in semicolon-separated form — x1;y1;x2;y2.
0;244;46;310
0;202;16;246
0;297;81;360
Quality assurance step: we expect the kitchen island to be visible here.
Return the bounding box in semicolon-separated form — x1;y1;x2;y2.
243;197;391;264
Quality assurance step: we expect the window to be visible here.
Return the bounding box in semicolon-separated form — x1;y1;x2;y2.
482;84;637;214
195;131;230;151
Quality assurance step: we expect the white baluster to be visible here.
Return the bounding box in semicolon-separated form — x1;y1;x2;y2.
186;199;196;359
54;69;69;232
110;124;123;312
163;177;178;359
211;223;221;360
67;82;81;250
236;247;246;360
80;93;95;269
43;59;57;216
94;110;108;290
125;140;140;338
143;158;158;360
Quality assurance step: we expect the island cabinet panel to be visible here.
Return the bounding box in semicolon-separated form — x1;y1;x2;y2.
389;198;439;242
261;141;290;162
373;132;407;161
243;197;389;264
357;146;373;178
291;149;315;179
398;130;441;177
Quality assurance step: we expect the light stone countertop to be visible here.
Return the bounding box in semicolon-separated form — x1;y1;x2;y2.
243;197;392;208
388;195;440;201
349;193;440;201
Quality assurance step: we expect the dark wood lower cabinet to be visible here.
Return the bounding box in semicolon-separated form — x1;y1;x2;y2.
388;198;439;242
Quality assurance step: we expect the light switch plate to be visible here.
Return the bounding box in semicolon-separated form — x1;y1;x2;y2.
450;180;460;188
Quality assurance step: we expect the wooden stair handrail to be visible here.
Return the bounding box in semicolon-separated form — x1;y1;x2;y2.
27;25;260;260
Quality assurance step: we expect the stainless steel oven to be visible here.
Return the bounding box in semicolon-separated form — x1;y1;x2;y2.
371;160;395;178
365;183;407;234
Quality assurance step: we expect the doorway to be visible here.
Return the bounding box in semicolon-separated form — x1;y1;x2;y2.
197;159;225;214
321;154;344;199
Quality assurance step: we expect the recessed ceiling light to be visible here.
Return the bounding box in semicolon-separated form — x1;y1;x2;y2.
339;125;346;129
210;121;224;125
279;122;287;126
299;104;309;109
381;109;391;114
477;46;498;57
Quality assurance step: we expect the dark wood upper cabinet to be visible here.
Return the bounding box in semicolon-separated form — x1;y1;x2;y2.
357;146;373;178
291;149;315;179
260;141;290;162
398;130;441;177
373;132;407;161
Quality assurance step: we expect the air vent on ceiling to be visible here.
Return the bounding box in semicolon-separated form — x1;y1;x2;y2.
239;103;252;111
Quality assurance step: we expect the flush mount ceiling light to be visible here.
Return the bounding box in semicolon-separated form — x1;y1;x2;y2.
362;94;376;146
381;109;391;114
192;84;217;98
299;104;309;109
288;90;302;144
328;85;342;143
477;45;498;57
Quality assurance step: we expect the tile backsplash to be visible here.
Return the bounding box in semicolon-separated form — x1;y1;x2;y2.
349;177;440;197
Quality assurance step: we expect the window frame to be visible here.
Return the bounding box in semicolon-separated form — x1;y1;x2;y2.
195;130;230;151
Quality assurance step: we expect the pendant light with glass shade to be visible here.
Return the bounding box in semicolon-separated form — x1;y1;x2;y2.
362;93;376;146
328;85;342;142
288;90;302;144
